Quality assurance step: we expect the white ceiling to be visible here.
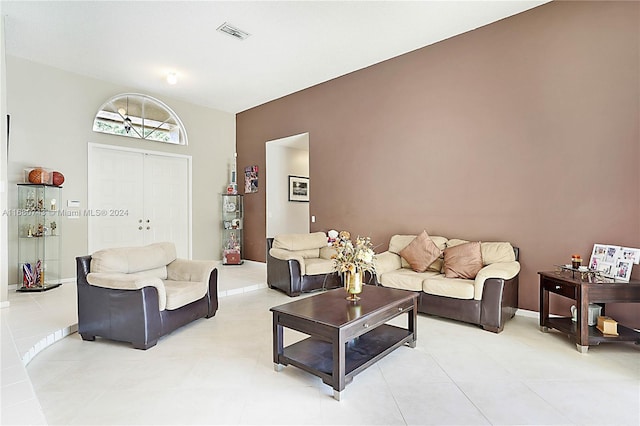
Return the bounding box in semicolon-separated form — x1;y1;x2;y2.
2;1;548;114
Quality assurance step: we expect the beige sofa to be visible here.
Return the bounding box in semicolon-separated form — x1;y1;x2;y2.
373;232;520;333
77;242;218;349
267;232;341;296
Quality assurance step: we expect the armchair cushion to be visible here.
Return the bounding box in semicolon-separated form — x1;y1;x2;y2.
269;248;307;274
86;272;168;310
305;258;337;276
319;245;338;260
167;259;216;283
163;280;208;310
272;232;327;251
91;242;177;273
86;245;216;312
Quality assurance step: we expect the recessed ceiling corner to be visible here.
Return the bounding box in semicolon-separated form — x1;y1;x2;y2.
217;22;250;41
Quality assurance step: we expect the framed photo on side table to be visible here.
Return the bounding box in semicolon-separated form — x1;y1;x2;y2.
615;259;633;282
589;243;639;282
288;175;309;202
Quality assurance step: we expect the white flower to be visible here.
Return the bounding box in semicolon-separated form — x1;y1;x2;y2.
332;233;376;274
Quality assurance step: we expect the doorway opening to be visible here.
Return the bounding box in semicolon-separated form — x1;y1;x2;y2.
265;133;309;238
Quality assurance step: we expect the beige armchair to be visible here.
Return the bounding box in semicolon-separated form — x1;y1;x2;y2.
266;232;341;296
77;242;218;349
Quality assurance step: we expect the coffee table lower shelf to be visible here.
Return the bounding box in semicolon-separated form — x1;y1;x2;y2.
278;324;412;391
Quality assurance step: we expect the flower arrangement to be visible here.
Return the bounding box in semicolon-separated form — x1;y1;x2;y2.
332;231;376;275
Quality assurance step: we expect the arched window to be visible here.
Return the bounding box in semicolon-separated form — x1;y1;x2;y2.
93;93;188;145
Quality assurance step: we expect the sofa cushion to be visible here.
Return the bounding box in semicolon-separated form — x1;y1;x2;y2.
399;230;442;272
423;276;474;300
273;232;327;251
379;269;440;292
481;242;516;264
91;242;177;274
446;238;469;248
443;241;483;279
389;234;448;272
373;251;403;275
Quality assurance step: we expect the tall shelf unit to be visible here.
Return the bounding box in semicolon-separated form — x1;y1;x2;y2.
17;183;62;291
221;194;243;265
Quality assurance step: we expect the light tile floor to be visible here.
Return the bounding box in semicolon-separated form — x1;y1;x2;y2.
2;261;640;425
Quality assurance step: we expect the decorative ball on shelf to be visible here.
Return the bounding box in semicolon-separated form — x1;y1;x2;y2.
28;168;50;184
52;171;65;186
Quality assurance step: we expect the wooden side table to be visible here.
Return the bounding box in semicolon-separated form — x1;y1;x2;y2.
538;270;640;353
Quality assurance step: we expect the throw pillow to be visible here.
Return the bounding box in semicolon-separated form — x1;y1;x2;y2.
399;230;442;273
443;241;483;279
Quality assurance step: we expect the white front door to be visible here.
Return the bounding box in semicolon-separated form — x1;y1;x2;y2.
143;154;189;258
89;144;191;257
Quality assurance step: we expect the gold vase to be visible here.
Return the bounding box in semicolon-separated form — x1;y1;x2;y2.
344;270;363;301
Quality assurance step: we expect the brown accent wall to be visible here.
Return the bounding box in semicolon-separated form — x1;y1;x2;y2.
237;1;640;326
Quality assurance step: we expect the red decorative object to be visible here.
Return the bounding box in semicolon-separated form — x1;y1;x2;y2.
223;249;241;265
52;171;65;186
28;168;50;184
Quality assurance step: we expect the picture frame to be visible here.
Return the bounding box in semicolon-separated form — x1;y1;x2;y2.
621;247;640;265
244;165;258;194
288;175;309;202
614;259;633;282
589;243;638;281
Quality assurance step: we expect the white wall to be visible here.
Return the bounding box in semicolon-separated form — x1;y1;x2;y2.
266;134;309;237
4;56;235;287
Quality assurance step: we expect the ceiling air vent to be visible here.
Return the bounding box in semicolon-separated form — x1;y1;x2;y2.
217;22;250;41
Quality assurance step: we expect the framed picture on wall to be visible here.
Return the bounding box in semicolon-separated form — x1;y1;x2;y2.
244;165;258;193
288;175;309;202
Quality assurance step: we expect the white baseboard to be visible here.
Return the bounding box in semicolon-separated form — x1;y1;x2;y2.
515;308;539;319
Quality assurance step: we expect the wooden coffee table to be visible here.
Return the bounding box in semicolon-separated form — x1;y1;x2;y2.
271;285;418;400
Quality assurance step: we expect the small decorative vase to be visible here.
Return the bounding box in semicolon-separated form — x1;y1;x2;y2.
344;270;363;301
347;303;361;320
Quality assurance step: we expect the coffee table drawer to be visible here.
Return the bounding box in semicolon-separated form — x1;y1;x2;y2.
347;299;414;335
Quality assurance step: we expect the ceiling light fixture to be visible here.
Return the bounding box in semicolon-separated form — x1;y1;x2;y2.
217;22;250;40
166;72;178;85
